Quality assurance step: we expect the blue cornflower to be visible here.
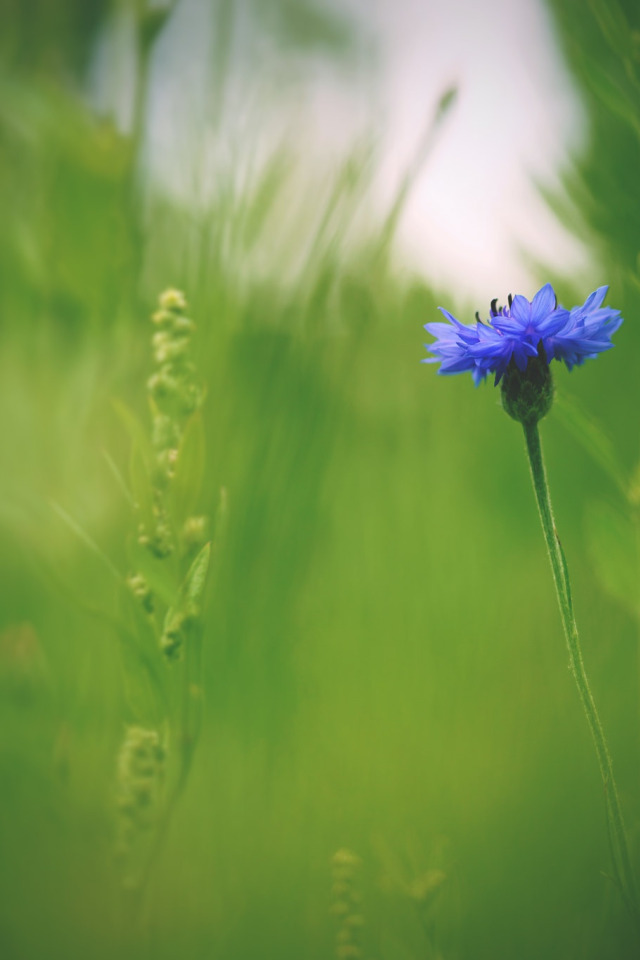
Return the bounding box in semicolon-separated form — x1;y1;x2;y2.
423;283;622;385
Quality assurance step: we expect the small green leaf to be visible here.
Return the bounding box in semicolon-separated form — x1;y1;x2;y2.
159;542;212;662
184;541;211;615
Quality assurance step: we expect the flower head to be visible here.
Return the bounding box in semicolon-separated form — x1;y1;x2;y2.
423;283;622;385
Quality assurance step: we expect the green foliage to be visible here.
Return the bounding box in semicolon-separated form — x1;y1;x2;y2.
1;2;640;959
585;500;638;615
555;393;629;497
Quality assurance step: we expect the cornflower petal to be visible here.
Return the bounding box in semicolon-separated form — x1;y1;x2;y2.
535;307;569;337
509;295;532;327
581;285;608;312
530;283;557;324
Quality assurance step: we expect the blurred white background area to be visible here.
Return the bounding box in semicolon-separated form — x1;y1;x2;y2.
91;0;592;305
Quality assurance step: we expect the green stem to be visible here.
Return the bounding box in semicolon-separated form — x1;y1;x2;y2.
523;419;638;919
130;619;204;913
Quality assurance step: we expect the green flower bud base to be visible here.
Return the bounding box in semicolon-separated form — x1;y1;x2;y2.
501;349;554;425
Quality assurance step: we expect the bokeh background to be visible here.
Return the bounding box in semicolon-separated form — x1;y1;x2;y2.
1;0;640;957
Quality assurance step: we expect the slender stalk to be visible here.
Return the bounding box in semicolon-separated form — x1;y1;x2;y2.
522;419;638;920
127;622;204;926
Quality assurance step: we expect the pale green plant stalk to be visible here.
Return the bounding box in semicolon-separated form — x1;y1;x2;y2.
510;397;640;923
115;288;223;931
330;849;365;960
115;725;166;886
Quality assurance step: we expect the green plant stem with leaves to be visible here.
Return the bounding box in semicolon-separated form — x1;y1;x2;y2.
114;288;222;938
522;419;639;923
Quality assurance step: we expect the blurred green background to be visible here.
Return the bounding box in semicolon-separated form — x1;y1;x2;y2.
1;1;640;958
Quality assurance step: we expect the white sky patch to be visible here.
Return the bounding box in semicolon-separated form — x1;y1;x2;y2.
89;0;591;304
370;0;591;302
